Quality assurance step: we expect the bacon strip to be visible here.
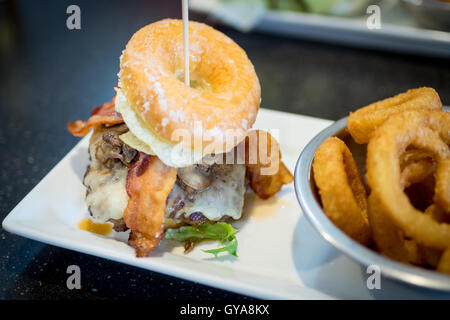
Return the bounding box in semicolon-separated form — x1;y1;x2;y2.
68;96;124;137
124;153;177;257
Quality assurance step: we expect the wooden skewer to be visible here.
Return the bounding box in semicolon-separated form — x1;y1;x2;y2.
182;0;190;87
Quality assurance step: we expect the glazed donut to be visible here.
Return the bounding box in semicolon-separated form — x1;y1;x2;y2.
118;19;260;160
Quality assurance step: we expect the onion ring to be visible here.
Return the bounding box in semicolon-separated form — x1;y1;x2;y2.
400;150;436;189
418;205;449;268
366;110;450;250
437;249;450;274
425;204;450;224
369;157;441;264
243;130;293;199
313;137;371;245
368;193;422;263
435;160;450;214
417;245;442;268
347;87;442;144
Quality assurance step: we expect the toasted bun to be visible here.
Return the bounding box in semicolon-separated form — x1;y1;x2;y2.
118;19;260;159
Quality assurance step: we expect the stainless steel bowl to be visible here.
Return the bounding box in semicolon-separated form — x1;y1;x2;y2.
294;116;450;292
401;0;450;31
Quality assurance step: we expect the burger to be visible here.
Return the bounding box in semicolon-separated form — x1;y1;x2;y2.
68;19;293;257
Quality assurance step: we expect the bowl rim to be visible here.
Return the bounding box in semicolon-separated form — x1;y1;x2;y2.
293;116;450;292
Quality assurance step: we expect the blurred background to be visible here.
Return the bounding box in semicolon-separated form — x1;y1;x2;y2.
0;0;449;299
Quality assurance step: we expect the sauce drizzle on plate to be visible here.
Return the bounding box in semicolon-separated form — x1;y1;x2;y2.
78;218;112;235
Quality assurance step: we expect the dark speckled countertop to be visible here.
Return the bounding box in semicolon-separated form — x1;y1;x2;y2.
0;0;449;300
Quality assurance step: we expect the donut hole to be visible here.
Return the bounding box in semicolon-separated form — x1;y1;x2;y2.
174;69;212;93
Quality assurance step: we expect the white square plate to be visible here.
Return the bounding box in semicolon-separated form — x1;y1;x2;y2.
3;108;450;299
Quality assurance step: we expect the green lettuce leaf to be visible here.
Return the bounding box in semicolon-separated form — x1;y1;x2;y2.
164;222;238;257
203;235;238;257
165;222;237;242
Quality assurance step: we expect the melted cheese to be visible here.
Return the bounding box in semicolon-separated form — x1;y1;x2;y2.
83;129;129;223
83;124;246;224
84;164;128;222
167;164;246;221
